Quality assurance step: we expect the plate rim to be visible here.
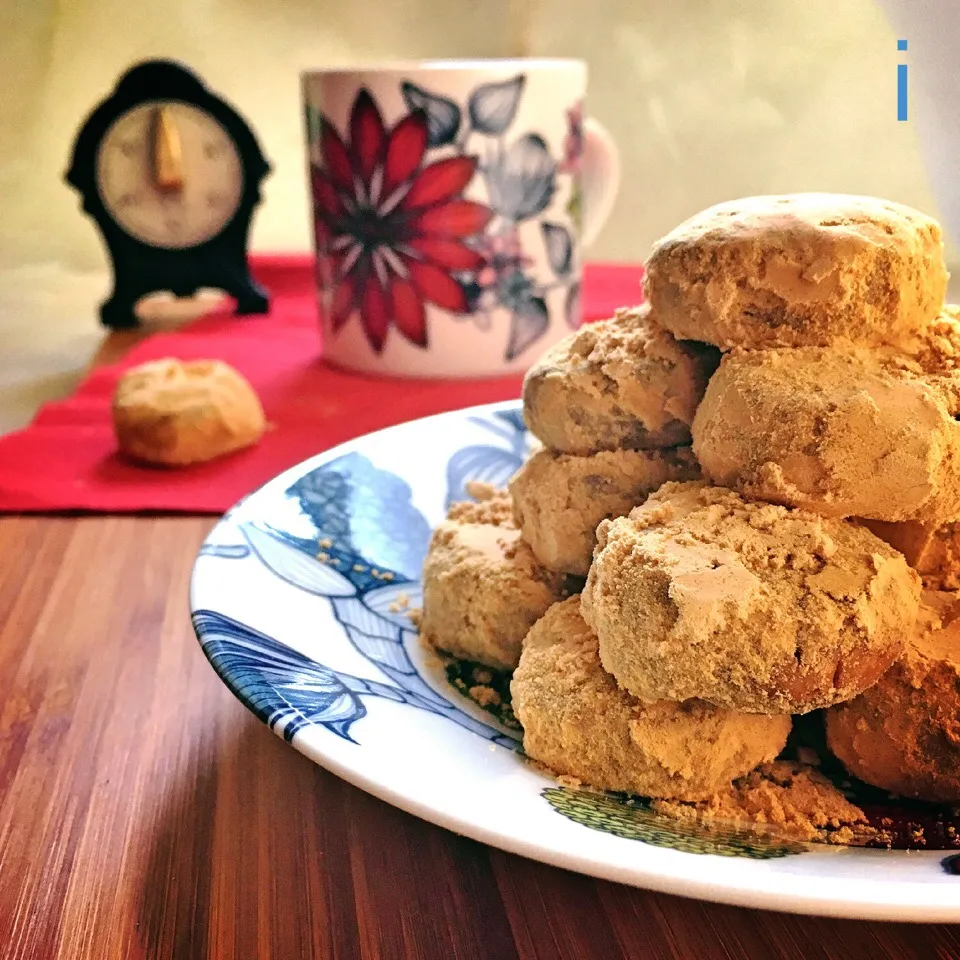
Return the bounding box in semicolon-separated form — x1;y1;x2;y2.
189;399;960;923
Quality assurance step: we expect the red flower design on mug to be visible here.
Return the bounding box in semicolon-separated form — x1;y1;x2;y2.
312;89;493;352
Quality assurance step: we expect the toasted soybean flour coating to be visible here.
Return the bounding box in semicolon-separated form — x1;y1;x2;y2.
419;190;960;844
420;494;567;671
580;482;921;714
510;597;791;800
692;346;960;524
522;304;719;455
826;590;960;804
509;445;700;575
644;193;947;350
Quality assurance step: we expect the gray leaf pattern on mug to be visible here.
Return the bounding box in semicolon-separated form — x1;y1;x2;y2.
541;222;573;276
484;133;557;222
564;280;581;330
304;104;322;148
400;81;462;147
468;75;526;135
506;294;549;361
495;266;535;314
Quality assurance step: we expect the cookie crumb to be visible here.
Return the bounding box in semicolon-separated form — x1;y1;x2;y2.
445;492;513;527
465;480;498;501
388;591;411;614
468;684;502;707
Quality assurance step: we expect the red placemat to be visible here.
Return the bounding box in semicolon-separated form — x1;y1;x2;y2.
0;256;643;514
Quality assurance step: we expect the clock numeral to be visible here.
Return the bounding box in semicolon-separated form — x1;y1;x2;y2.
203;141;226;159
206;191;228;209
165;219;183;235
119;140;139;158
117;192;140;208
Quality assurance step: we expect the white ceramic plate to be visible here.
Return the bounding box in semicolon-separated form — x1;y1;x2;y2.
190;400;960;922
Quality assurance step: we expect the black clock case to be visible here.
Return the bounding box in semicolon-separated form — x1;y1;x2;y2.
66;58;271;328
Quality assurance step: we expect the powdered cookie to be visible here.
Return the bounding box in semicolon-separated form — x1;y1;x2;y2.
581;482;921;714
112;358;266;466
826;591;960;803
901;304;960;372
509;446;699;575
644;193;947;350
420;494;567;670
692;347;960;524
861;520;960;590
511;597;791;800
522;305;719;455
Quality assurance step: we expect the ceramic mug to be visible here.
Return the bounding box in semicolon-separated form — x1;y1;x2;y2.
302;59;620;378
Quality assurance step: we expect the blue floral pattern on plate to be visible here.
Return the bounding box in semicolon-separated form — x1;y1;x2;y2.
194;412;530;750
444;408;527;507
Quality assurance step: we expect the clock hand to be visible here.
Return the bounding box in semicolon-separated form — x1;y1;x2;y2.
149;105;184;192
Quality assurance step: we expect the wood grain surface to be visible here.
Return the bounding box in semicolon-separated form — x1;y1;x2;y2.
2;332;960;958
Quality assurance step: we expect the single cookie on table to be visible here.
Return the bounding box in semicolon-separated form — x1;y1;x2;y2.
509;446;700;575
419;492;569;671
112;358;266;467
861;520;960;590
692;346;960;525
825;591;960;803
643;193;947;351
580;482;921;715
510;596;792;801
522;305;719;455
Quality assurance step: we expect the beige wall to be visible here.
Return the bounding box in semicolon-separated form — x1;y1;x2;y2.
0;0;945;274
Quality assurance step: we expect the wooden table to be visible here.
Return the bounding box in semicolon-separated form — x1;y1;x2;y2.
3;335;960;960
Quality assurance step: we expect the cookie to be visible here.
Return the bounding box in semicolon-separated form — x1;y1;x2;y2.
861;520;960;591
510;596;792;800
112;358;265;467
509;446;700;575
901;304;960;371
643;193;947;350
692;346;960;524
419;493;568;671
522;305;719;455
580;482;921;715
825;591;960;803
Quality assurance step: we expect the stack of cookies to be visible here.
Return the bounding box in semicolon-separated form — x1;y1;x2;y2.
422;193;960;809
509;306;715;575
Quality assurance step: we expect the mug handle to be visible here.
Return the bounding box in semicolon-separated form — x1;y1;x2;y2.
580;118;621;249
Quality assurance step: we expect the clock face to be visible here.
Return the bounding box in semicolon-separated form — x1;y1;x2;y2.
95;100;244;249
